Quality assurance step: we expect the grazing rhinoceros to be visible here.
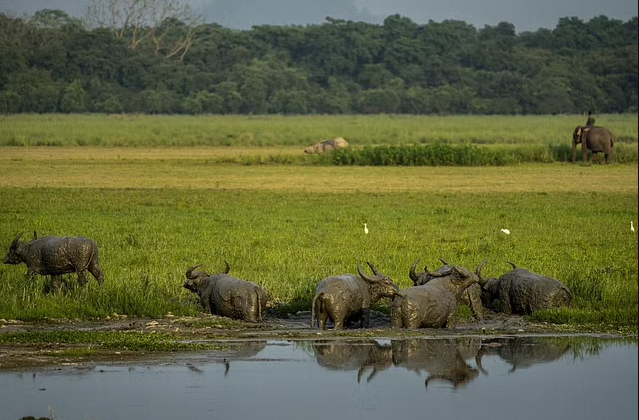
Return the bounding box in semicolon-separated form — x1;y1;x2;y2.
3;231;105;289
311;260;399;330
184;261;268;323
479;262;572;315
410;258;486;319
391;260;487;329
303;137;349;154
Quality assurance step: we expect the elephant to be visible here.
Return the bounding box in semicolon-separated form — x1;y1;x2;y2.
572;126;614;164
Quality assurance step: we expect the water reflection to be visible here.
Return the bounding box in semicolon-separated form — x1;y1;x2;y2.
310;337;482;388
475;336;571;374
5;336;637;420
392;338;481;389
307;335;638;390
187;339;268;376
312;339;393;382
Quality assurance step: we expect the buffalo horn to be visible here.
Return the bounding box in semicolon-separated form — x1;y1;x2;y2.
366;261;381;276
409;259;421;283
357;259;377;282
186;264;204;279
476;260;489;286
424;265;453;277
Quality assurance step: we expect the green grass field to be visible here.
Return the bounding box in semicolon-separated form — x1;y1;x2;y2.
0;114;637;331
1;113;638;147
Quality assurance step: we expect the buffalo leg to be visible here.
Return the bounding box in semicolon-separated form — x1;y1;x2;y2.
391;312;403;329
318;312;328;330
77;271;89;286
360;309;370;328
52;275;62;292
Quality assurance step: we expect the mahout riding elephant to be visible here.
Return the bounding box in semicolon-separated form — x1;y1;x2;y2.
572;126;614;164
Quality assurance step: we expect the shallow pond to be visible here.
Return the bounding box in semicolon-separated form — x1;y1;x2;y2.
2;335;637;420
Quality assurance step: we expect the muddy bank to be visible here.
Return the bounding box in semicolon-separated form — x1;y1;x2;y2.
0;311;620;370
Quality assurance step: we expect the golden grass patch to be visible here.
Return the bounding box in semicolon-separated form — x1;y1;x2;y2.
1;147;636;194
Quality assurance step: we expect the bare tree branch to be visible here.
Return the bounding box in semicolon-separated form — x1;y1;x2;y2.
84;0;202;59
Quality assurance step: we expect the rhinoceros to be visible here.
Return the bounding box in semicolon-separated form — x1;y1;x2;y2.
391;261;487;329
184;261;268;323
3;231;105;289
303;137;349;154
479;262;572;315
410;258;486;319
311;260;399;330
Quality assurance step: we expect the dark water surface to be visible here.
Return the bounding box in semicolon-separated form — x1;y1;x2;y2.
2;335;637;420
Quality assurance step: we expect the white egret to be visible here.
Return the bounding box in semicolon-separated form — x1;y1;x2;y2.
500;228;510;235
632;221;635;233
364;223;369;234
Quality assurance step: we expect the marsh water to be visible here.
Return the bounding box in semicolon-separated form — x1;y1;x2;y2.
2;335;637;420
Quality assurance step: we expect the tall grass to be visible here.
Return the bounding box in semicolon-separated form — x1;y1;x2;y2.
315;143;638;165
0;186;636;328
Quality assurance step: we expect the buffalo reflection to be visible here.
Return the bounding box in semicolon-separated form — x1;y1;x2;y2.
310;337;575;389
311;337;482;389
312;339;393;382
475;336;571;374
187;340;267;377
391;338;481;389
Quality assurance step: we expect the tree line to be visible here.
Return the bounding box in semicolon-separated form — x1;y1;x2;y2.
0;8;637;115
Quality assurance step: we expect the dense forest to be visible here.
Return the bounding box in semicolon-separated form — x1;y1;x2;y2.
0;4;637;115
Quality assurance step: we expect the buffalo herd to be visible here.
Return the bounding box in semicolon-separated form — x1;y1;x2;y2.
3;231;573;328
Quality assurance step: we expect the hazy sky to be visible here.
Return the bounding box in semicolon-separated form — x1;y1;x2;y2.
1;0;637;32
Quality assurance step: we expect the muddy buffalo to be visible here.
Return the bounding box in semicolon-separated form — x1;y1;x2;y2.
410;258;486;319
392;260;487;329
479;262;572;315
3;231;104;289
311;261;399;330
184;261;268;323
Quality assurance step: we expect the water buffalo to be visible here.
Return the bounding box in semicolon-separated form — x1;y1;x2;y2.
184;262;268;323
479;262;572;315
391;260;487;329
311;260;399;330
410;258;486;319
303;137;349;154
392;338;482;389
3;231;105;289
